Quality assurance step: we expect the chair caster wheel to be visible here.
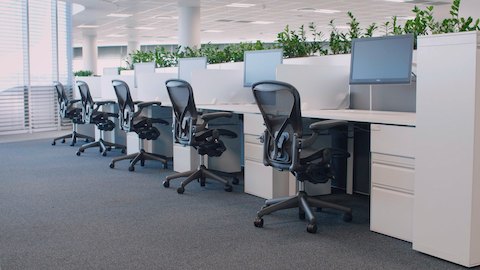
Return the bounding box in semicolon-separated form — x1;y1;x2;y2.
80;149;84;153
140;160;145;167
163;181;170;188
121;149;126;154
343;212;352;222
200;179;206;187
224;185;233;192
102;152;107;157
163;163;168;169
307;223;317;234
254;217;264;228
299;212;306;220
61;139;66;143
232;177;239;185
109;163;114;169
177;187;185;194
76;151;81;156
52;141;56;145
85;139;90;143
128;166;135;172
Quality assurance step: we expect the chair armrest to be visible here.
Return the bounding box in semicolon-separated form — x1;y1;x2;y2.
137;101;162;109
134;101;162;117
151;117;169;125
302;120;348;148
309;120;348;132
94;100;116;106
199;112;232;123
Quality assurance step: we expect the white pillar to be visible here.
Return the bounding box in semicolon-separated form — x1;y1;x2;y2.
178;0;201;50
127;40;140;56
82;32;98;74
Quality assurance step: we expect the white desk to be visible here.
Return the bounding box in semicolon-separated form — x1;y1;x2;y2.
197;104;416;126
198;103;417;243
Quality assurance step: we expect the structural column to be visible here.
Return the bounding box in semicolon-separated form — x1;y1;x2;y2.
178;0;201;50
82;32;98;74
127;40;140;56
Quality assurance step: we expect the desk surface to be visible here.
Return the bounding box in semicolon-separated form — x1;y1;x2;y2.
196;104;416;127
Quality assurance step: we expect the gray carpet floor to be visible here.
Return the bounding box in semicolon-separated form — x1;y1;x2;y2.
0;138;474;270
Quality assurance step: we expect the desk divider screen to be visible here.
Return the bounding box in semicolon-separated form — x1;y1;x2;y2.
178;57;207;83
244;49;283;87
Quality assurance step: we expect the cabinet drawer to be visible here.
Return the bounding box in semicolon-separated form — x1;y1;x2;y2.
371;124;415;158
244;159;289;199
372;154;414;193
245;142;263;162
244;113;265;135
371;186;413;242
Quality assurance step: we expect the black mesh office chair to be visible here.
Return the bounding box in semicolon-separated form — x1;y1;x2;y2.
251;80;352;234
163;79;237;194
52;82;94;146
109;80;170;171
75;81;126;156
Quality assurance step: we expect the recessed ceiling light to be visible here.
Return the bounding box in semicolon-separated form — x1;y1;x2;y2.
107;34;126;37
314;9;341;14
135;26;155;30
384;0;413;2
251;21;274;25
77;24;99;28
154;15;178;20
107;13;132;18
386;15;415;20
202;30;224;33
226;3;256;8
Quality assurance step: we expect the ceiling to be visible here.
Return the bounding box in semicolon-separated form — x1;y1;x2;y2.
72;0;452;47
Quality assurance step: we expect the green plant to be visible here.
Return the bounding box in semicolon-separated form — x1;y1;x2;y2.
74;70;93;76
364;23;378;38
309;22;328;55
439;0;480;33
276;25;312;58
328;20;349;55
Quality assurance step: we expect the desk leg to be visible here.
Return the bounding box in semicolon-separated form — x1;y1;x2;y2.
346;124;354;195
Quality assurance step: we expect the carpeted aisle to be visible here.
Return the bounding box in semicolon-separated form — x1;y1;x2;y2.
0;139;469;269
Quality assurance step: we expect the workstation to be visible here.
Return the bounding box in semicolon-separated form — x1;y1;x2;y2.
1;0;479;269
70;30;477;267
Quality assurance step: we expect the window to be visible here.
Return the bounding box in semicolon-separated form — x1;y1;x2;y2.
0;0;72;134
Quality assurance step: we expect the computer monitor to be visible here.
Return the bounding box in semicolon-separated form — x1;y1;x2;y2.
244;49;283;87
178;57;207;83
349;34;414;85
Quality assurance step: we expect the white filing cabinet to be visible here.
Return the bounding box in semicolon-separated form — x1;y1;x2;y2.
370;124;415;242
244;113;291;199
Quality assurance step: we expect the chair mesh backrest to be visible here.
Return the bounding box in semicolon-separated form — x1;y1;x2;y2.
112;80;134;131
76;81;95;123
54;82;69;118
252;80;303;169
165;79;198;144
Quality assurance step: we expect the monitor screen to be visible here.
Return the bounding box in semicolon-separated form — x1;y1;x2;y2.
178;57;207;83
349;34;414;85
244;49;283;87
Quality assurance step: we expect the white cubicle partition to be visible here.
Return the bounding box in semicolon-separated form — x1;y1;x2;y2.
283;54;351;67
101;75;136;100
414;31;480;268
136;73;176;103
191;69;254;104
74;76;102;99
276;64;350;110
156;67;178;73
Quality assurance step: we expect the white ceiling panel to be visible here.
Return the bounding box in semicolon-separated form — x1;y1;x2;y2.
72;0;452;46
